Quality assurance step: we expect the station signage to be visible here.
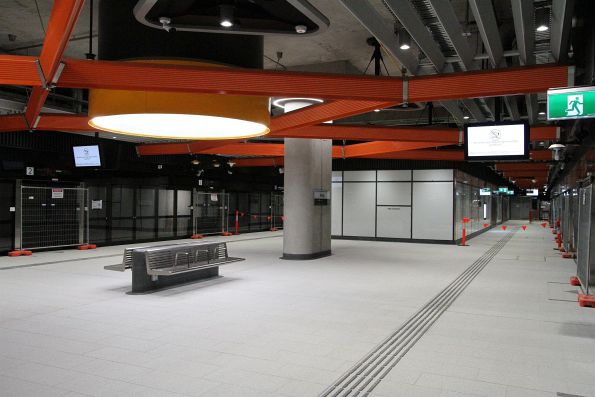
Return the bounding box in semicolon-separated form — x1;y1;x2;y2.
547;86;595;120
498;187;508;193
479;188;491;196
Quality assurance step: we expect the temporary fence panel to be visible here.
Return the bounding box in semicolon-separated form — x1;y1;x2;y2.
15;183;89;250
193;192;229;236
577;184;595;293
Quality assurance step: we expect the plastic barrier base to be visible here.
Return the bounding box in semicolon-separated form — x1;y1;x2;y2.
570;276;581;286
562;252;576;259
190;234;204;239
8;250;32;257
270;227;278;232
77;244;97;250
579;294;595;308
221;232;233;236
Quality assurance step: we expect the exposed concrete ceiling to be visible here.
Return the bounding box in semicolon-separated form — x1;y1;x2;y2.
0;0;574;145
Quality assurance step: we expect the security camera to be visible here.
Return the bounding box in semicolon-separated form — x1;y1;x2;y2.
295;25;307;34
159;17;175;33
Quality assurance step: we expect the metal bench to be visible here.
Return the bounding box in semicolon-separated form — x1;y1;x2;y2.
104;242;189;272
144;242;244;277
127;241;244;292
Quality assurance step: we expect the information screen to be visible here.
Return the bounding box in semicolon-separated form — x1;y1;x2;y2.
464;121;529;161
73;145;101;167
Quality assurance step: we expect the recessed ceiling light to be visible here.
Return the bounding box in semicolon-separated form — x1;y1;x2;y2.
463;115;470;120
272;98;324;109
374;109;381;112
219;5;234;28
536;7;550;32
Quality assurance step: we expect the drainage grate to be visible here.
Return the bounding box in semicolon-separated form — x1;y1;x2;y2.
319;229;516;397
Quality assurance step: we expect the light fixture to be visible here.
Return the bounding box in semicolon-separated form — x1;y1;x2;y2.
88;60;270;140
538;111;546;116
295;25;307;34
548;143;565;161
213;161;221;168
272;98;323;109
227;161;235;167
463;115;470;120
374;109;381;112
191;159;200;165
535;7;550;32
398;28;411;50
219;5;234;28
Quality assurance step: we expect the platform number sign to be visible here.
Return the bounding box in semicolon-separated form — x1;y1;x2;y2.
548;87;595;120
25;167;34;176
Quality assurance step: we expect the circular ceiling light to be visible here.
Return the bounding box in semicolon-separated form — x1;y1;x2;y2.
89;114;268;140
272;97;323;109
88;60;270;140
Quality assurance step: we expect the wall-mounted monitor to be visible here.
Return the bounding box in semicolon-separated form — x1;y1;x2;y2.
464;121;529;161
73;145;101;167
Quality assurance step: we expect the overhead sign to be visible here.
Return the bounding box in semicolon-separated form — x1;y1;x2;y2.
73;145;101;167
548;86;595;120
464;121;529;161
479;188;491;196
506;190;514;195
498;187;508;193
526;189;539;196
25;167;34;176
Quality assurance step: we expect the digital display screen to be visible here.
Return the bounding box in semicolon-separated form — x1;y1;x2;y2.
526;189;539;196
479;188;491;196
73;145;101;167
464;121;529;161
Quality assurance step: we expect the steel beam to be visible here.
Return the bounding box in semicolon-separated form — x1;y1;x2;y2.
338;0;418;73
383;0;446;72
427;0;475;70
468;0;504;68
463;99;487;122
551;0;575;62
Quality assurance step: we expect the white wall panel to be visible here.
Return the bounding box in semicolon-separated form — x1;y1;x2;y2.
344;170;376;182
332;171;343;182
377;170;411;181
343;183;376;237
331;182;343;235
377;182;411;206
377;207;411;238
413;169;453;181
412;182;453;240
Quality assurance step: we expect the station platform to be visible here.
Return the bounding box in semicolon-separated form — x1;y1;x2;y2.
0;222;593;397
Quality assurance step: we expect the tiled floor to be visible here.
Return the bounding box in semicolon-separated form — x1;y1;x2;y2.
0;224;593;396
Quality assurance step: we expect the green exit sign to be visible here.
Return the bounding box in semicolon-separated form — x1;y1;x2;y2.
548;86;595;120
498;187;508;193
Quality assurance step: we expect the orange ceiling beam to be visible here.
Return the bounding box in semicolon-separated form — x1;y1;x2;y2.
195;143;285;157
233;158;285;167
0;56;567;103
270;100;396;133
358;150;465;161
0;56;39;86
270;124;460;142
529;150;552;161
24;0;85;128
503;170;549;177
343;141;450;158
36;114;92;131
409;65;569;102
0;115;27;131
137;140;241;156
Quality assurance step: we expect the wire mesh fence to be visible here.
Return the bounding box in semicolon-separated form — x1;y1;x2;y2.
16;185;89;250
193;192;230;236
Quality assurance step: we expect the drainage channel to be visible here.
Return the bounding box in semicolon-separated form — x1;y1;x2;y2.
319;229;517;397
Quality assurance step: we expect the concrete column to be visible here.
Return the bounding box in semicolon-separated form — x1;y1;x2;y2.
282;100;332;259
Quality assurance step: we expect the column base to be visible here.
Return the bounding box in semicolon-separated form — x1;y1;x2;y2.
281;250;331;260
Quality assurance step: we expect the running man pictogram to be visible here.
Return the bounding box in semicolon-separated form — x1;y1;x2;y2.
566;95;583;116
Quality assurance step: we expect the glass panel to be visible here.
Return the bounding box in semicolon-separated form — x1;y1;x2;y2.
158;189;174;238
0;182;14;252
176;190;191;236
136;188;155;240
111;186;134;242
